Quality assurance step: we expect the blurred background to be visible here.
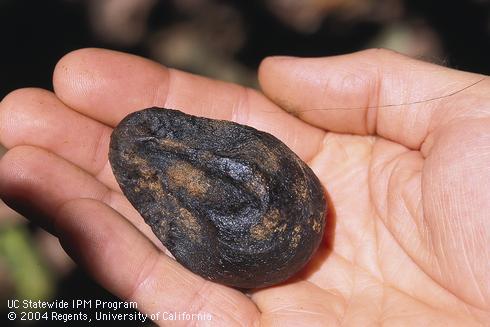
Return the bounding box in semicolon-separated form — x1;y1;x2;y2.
1;0;489;325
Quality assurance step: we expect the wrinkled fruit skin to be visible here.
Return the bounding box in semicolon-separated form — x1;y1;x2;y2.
109;108;326;288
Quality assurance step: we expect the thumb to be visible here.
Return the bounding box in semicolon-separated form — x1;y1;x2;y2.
258;49;488;150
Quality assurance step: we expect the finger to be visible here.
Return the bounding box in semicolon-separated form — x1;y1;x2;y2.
251;281;343;325
53;48;324;161
259;49;489;149
422;120;490;309
56;198;260;325
0;88;118;191
0;145;161;248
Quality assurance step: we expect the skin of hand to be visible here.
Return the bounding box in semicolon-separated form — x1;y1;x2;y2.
0;48;489;326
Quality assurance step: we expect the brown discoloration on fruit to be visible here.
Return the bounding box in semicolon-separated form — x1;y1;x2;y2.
109;108;327;289
293;179;310;202
130;156;166;196
158;138;188;152
176;207;202;242
312;218;322;233
290;225;302;248
253;141;280;172
250;208;282;240
153;219;170;243
166;161;209;197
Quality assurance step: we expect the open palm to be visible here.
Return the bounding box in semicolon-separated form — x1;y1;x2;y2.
0;49;488;326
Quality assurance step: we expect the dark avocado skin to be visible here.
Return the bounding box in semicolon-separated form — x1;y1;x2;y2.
109;107;326;288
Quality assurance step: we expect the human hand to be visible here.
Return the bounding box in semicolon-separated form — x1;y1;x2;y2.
0;48;488;326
